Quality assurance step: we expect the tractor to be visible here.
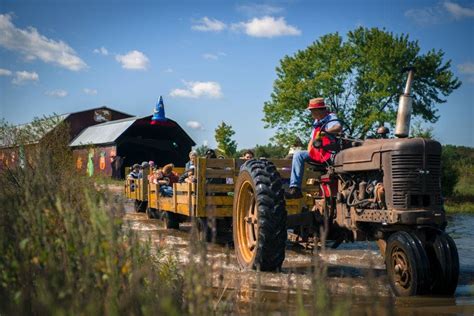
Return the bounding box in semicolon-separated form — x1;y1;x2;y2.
232;68;459;296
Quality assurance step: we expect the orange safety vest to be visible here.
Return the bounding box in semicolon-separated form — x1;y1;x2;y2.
308;113;336;163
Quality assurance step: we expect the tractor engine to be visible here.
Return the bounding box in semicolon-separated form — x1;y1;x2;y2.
337;171;385;211
333;137;446;234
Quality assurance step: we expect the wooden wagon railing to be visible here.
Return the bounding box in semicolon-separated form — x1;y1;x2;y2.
143;158;324;219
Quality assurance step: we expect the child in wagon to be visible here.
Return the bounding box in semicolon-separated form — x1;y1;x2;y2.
155;163;179;197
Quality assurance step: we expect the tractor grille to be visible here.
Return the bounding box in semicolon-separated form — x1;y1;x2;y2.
391;153;442;209
427;154;442;205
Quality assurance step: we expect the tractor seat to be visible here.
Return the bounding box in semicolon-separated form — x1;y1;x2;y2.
306;160;328;172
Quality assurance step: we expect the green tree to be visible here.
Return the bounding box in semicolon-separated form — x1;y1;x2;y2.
214;121;237;157
410;121;434;139
263;27;461;145
254;144;288;158
194;144;210;157
441;146;461;197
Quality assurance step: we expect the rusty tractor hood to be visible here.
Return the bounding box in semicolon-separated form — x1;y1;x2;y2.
333;138;441;172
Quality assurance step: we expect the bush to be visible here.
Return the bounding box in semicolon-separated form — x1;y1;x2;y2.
0;121;182;315
441;146;460;198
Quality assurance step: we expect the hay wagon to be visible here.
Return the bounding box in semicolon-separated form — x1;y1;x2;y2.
125;158;322;240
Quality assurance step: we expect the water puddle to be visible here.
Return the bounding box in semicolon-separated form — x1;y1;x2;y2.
123;200;474;314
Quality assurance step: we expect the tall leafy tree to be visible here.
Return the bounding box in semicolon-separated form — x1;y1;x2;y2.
194;144;210;157
263;27;461;145
214;121;237;157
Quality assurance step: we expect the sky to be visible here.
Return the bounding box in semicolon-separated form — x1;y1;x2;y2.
0;0;473;149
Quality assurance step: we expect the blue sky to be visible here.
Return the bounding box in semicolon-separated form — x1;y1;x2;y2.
0;0;473;148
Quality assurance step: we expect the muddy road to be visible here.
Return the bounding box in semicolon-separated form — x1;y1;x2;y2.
123;199;474;315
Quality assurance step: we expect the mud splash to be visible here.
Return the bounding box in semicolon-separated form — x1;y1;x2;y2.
123;203;474;314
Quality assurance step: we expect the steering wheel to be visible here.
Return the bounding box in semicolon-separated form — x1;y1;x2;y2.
319;118;352;138
312;119;353;153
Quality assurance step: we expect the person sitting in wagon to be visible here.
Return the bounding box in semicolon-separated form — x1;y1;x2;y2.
155;163;179;197
285;97;341;199
128;163;141;191
185;150;198;170
128;163;141;179
178;165;196;184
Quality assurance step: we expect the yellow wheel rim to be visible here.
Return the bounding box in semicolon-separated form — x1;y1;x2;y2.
236;180;258;264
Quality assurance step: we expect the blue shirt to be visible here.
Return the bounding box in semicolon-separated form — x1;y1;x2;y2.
311;113;339;138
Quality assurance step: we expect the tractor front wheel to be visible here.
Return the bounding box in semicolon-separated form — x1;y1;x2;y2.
425;230;459;295
385;231;431;296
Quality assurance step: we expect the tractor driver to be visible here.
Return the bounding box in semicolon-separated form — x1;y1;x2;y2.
285;98;341;199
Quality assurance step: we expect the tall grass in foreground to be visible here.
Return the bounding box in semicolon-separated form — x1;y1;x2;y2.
0;123;181;315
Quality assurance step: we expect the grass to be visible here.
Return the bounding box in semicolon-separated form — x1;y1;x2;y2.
0;124;182;315
445;165;474;214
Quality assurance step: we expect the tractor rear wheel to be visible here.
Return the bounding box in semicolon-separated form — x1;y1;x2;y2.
385;231;431;296
425;230;459;295
233;159;286;271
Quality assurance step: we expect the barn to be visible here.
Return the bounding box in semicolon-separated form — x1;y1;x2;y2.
0;106;133;170
1;102;196;179
69;115;195;178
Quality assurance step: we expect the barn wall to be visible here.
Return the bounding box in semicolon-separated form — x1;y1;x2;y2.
73;145;117;177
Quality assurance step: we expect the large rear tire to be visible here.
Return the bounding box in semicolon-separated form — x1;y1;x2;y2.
233;159;286;271
425;230;459;295
385;231;431;296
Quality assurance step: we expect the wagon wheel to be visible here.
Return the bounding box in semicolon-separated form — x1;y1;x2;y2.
134;200;147;213
425;230;459;295
233;159;287;271
146;207;160;219
195;217;213;242
385;231;431;296
163;211;180;229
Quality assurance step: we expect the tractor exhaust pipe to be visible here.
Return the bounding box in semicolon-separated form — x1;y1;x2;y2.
395;67;415;138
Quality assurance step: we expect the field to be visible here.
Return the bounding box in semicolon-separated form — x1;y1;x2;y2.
444;145;474;214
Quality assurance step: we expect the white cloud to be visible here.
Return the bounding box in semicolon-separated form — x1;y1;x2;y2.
0;14;87;71
444;1;474;19
202;52;226;60
45;89;68;98
203;53;218;60
115;50;149;70
404;6;443;25
12;71;38;85
458;62;474;84
186;121;204;130
192;17;226;32
83;88;98;95
170;81;222;99
237;4;284;16
0;68;12;76
458;62;474;74
163;68;174;73
93;46;109;56
405;2;474;25
232;16;301;38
